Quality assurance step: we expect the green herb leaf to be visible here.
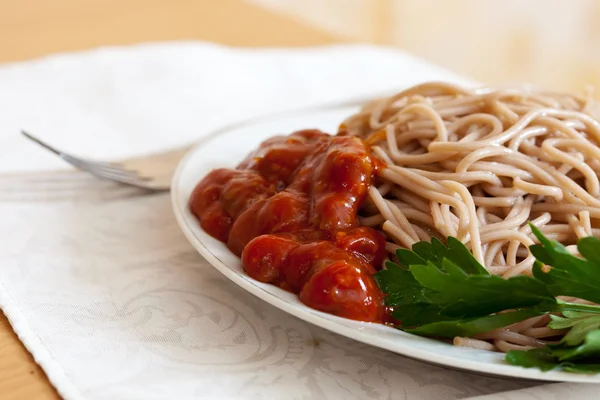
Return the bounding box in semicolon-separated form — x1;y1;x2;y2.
406;309;542;338
409;259;555;320
404;237;488;275
375;261;431;307
506;330;600;372
396;248;426;269
562;363;600;373
530;226;600;304
560;317;600;347
506;347;600;373
376;243;559;329
374;228;600;375
391;303;449;327
505;348;563;371
578;236;600;264
377;238;558;327
548;314;589;330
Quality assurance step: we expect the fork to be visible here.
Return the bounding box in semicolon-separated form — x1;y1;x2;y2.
21;131;190;191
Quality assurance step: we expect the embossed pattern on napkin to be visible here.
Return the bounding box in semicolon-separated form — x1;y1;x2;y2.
0;187;535;399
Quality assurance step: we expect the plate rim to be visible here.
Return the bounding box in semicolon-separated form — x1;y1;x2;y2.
170;101;600;384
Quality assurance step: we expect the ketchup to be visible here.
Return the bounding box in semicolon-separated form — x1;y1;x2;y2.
189;129;386;322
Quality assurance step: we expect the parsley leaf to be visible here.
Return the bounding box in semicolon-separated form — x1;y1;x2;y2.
399;237;488;275
376;239;557;330
406;309;542;338
531;226;600;303
505;347;600;373
409;259;555;320
505;348;566;371
375;228;600;374
559;315;600;347
374;262;445;326
506;329;600;372
375;262;431;307
578;236;600;264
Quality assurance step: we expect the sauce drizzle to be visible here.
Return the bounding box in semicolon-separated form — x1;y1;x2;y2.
189;129;386;322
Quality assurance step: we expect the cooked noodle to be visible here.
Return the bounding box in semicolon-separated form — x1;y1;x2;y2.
345;81;600;352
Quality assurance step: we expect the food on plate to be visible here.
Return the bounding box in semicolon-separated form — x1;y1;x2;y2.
189;130;387;322
190;81;600;372
376;228;600;373
347;81;600;274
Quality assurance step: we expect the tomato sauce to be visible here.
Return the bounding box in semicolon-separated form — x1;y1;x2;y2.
189;129;387;322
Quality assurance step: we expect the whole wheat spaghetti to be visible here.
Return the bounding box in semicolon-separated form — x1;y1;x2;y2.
343;82;600;351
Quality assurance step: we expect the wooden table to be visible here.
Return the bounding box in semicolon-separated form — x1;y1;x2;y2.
0;1;340;398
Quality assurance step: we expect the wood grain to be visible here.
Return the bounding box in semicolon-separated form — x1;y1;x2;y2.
0;312;60;399
0;0;339;398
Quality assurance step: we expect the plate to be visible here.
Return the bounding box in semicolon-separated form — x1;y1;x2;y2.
171;102;600;383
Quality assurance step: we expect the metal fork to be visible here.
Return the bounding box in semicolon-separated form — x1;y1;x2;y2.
21;131;190;191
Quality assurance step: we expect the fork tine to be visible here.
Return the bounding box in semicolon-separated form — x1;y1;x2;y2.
60;154;137;178
59;154;152;186
21;130;173;191
21;131;142;180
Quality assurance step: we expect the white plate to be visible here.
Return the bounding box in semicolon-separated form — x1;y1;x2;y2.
171;103;600;383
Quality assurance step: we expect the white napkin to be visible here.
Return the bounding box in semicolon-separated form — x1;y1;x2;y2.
0;42;588;400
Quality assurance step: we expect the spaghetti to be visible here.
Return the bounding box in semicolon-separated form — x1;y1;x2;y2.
344;82;600;351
